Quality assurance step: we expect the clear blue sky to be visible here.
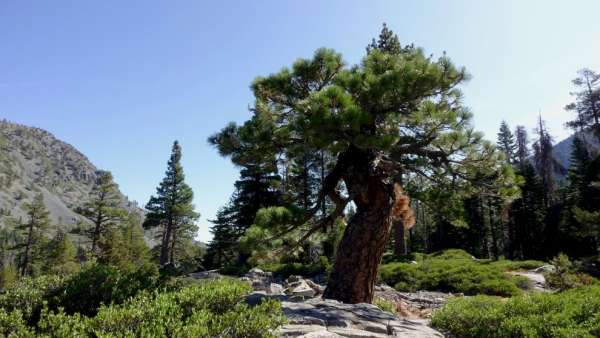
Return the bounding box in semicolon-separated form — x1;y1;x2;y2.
2;1;599;242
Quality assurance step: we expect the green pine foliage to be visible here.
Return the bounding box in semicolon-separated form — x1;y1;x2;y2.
77;171;128;255
44;230;79;276
497;121;517;164
565;68;600;137
15;193;51;276
144;141;200;267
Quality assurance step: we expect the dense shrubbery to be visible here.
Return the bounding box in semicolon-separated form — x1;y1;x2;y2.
0;264;285;337
47;262;161;316
0;274;64;325
258;256;331;279
379;249;542;296
431;285;600;337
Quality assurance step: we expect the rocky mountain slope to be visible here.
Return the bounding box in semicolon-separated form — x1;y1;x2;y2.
552;130;600;171
0;119;141;231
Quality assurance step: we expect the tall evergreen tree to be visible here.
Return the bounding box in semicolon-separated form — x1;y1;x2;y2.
497;121;517;164
533;116;556;207
565;68;600;138
144;141;199;266
16;193;50;276
515;125;529;169
204;164;282;269
508;162;547;259
78;171;127;254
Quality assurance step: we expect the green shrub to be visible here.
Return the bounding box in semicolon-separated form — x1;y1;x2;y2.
545;253;594;291
37;278;284;338
431;285;600;338
379;255;522;296
374;297;397;315
0;274;63;325
258;256;330;279
48;262;160;316
488;259;546;271
0;309;35;337
428;249;474;260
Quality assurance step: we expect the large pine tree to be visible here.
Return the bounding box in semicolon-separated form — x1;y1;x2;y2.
211;25;514;303
144;141;199;266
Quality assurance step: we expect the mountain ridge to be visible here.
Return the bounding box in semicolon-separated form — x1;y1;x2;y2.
0;119;142;233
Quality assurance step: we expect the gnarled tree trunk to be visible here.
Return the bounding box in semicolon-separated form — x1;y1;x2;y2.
323;148;396;304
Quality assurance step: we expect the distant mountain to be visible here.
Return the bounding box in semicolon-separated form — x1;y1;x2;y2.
0;119;143;236
553;131;600;172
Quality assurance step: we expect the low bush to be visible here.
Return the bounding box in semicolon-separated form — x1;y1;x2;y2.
48;262;160;316
487;259;546;271
0;274;63;325
258;256;330;279
545;253;595;291
37;278;285;337
431;285;600;337
379;249;539;296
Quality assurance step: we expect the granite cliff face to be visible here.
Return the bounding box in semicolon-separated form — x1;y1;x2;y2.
0;119;141;230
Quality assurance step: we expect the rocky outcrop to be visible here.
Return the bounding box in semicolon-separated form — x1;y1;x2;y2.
275;297;443;337
374;285;452;319
509;265;555;292
241;273;445;338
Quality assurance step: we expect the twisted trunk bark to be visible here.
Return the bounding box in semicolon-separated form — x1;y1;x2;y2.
324;147;396;304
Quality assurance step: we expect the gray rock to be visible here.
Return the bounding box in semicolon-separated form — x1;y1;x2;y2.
286;280;317;298
269;282;285;295
299;331;342;337
327;327;388;338
275;295;444;338
533;264;556;274
389;319;444;338
306;279;326;294
278;324;328;337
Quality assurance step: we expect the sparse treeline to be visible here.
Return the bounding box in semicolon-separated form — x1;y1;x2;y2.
0;141;204;288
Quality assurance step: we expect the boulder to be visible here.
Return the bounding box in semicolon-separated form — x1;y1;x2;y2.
299;330;342;337
286;280;317;298
533;265;556;274
269;283;285;295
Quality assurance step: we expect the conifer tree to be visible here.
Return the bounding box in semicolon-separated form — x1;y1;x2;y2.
122;213;151;267
533;116;556;207
565;68;600;138
79;171;127;254
204;164;282;269
508;162;547;259
144;141;199;266
45;230;79;275
16;193;50;276
515;125;529;169
497;121;517;164
211;25;515;303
